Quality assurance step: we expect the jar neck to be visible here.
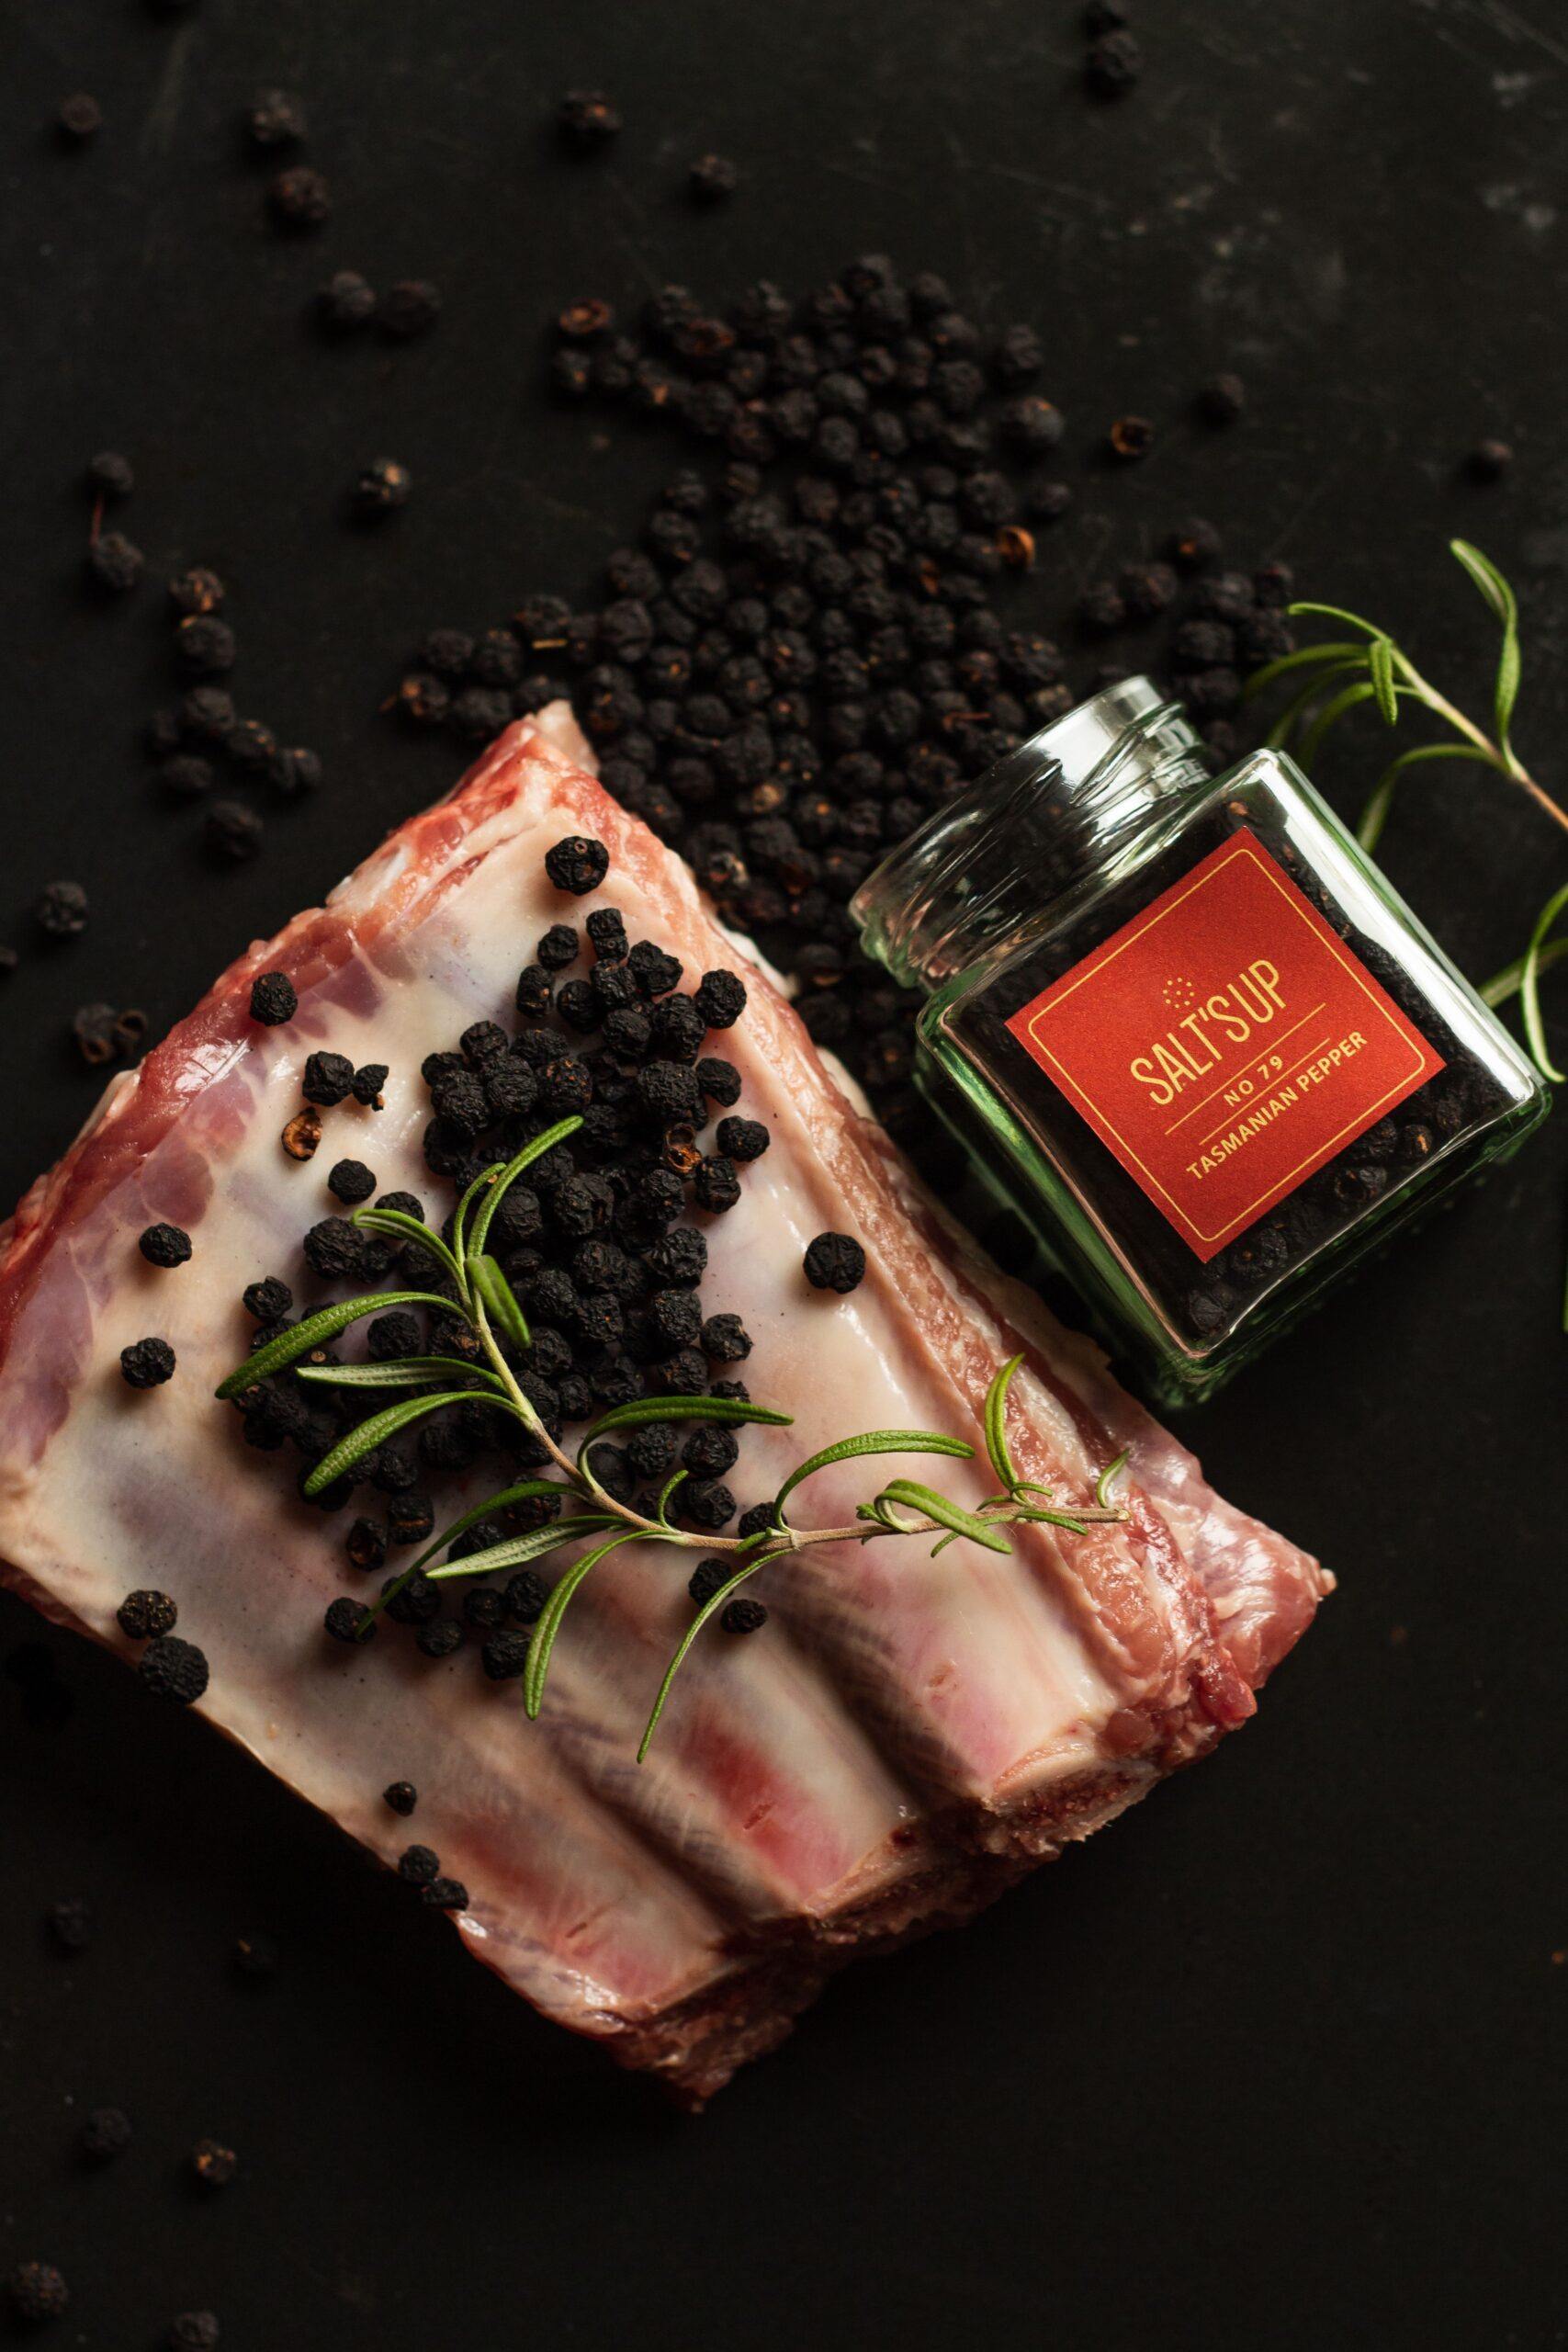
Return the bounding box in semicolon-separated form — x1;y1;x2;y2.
851;677;1212;992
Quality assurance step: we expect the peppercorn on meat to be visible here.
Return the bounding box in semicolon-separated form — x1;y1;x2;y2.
0;712;1328;2100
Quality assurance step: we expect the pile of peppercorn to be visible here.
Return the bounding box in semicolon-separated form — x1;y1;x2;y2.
389;254;1295;1145
228;838;781;1690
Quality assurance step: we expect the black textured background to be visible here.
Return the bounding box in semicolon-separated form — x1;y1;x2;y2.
3;6;1565;2347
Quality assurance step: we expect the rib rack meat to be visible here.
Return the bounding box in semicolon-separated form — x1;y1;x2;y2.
0;712;1329;2101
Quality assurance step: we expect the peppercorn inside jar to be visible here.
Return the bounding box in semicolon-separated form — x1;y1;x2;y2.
852;676;1548;1403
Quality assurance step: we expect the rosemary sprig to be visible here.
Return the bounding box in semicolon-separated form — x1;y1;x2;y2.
1246;539;1568;1086
218;1132;1129;1756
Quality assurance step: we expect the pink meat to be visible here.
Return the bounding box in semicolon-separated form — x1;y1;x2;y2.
0;713;1330;2101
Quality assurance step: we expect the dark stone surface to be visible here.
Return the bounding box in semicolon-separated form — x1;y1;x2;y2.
2;5;1564;2346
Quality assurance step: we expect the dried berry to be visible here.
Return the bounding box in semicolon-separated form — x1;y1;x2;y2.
721;1596;768;1634
557;89;622;147
544;834;610;894
317;268;378;333
86;528;143;591
1197;371;1247;425
281;1106;323;1160
139;1221;192;1268
398;1843;440;1885
324;1596;371;1645
167;566;225;616
688;153;739;203
6;2263;69;2324
803;1230;865;1293
204;798;263;864
1086;28;1143;96
350;458;412;521
383;1780;418;1816
140;1634;209;1702
327;1158;376;1204
247;87;306;147
268;164;331;229
85;448;133;500
190;2136;238;2188
57;92;103;141
118;1589;177;1639
120;1336;175;1387
380;278;443;340
48;1898;93;1952
36;880;89;938
248;971;297;1025
177;615;237;673
168;2312;221;2349
1468;435;1513;482
1107;413;1155;460
80;2105;133;2163
302;1050;355;1105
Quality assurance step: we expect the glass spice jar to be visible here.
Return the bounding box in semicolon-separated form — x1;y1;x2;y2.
852;675;1548;1405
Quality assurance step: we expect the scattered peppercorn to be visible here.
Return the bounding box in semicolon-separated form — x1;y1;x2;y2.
204;797;263;864
324;1596;372;1644
803;1230;865;1294
85;448;133;501
544;834;610;894
86;528;143;593
480;1630;529;1681
36;880;89;938
248;971;297;1026
350;457;412;521
1107;413;1155;460
398;1842;439;1885
167;566;225;616
267;164;331;229
688;153;739;203
247;87;305;148
118;1589;177;1640
57;92;103;141
1086;28;1143;95
1197;371;1247;425
176;614;237;673
557;89;622;147
190;2136;238;2188
1468;435;1514;481
352;1062;389;1107
327;1158;377;1204
48;1897;93;1953
80;2105;133;2163
383;1780;418;1816
423;1875;468;1909
379;278;443;339
120;1335;176;1387
281;1106;323;1160
302;1050;355;1106
316;267;378;333
721;1596;768;1634
140;1634;209;1702
139;1221;192;1268
6;2262;69;2324
168;2313;221;2350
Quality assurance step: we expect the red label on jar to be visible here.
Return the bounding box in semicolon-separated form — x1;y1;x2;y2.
1004;829;1444;1262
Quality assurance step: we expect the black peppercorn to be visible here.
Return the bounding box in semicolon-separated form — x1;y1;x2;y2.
140;1634;209;1702
803;1230;865;1293
688;153;739;203
317;268;378;333
380;278;443;340
350;458;412;521
120;1336;175;1387
248;972;297;1026
48;1897;93;1952
544;834;611;894
247;87;306;147
302;1051;355;1105
383;1780;418;1815
118;1588;177;1640
557;89;622;146
268;164;331;229
176;614;237;673
168;2312;221;2350
327;1159;377;1204
85;449;133;500
86;530;144;592
138;1222;192;1268
159;752;215;800
57;92;103;141
424;1875;469;1910
7;2263;70;2324
81;2105;133;2163
721;1596;768;1634
36;880;89;938
1197;371;1247;425
1468;436;1514;482
191;2137;238;2188
1086;28;1143;96
243;1274;291;1320
324;1597;371;1645
204;799;263;864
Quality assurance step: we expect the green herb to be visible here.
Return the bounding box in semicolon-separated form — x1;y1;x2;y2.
217;1123;1130;1755
1246;539;1568;1083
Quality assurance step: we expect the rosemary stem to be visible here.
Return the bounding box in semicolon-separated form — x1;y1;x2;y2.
1391;650;1568;837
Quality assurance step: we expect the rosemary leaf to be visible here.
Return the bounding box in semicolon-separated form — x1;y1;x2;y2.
469;1252;530;1351
1241;641;1375;700
349;1207;464;1287
654;1467;687;1525
467;1116;585;1257
1519;878;1568;1083
1450;540;1522;755
215;1292;457;1398
874;1479;1013;1554
426;1517;618;1588
302;1390;512;1497
450;1159;505;1271
295;1356;501;1391
363;1478;574;1631
581;1394;793;1443
982;1353;1024;1491
1357;744;1495;854
524;1529;642;1720
1481;934;1568;1010
1095;1449;1131;1510
1368;636;1399;726
773;1429;974;1519
1262;657;1370;749
637;1550;786;1761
